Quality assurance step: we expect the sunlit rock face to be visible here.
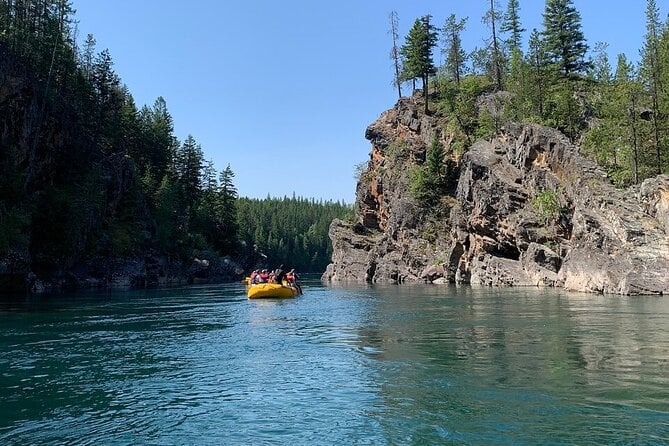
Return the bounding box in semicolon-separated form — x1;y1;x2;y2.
324;97;669;295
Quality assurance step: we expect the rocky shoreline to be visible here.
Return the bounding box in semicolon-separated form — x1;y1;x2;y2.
323;98;669;295
1;251;248;294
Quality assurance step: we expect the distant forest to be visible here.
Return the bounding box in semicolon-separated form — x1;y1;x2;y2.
237;197;351;272
0;0;350;279
388;0;669;201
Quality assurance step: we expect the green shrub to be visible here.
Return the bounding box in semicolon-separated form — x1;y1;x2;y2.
532;189;561;225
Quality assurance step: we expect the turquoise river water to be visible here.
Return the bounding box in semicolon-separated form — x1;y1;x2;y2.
1;279;668;445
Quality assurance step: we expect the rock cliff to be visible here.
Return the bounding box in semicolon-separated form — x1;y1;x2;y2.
323;98;669;295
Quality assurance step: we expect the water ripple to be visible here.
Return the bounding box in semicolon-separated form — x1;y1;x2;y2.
1;285;669;444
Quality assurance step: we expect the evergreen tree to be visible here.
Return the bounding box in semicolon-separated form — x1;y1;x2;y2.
591;42;612;83
501;0;525;53
91;48;124;154
640;0;665;174
615;54;643;184
426;137;446;189
542;0;589;78
176;135;205;203
82;33;96;79
410;137;448;203
442;14;468;86
505;46;528;120
526;28;550;119
389;10;403;99
470;46;492;76
484;0;504;90
401;15;439;113
217;164;239;253
154;174;183;253
401;18;424;91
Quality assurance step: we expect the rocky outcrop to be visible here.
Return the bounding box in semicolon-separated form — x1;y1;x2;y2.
323;98;669;295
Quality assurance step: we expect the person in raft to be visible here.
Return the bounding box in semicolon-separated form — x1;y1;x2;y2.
285;268;302;294
257;269;269;283
273;265;286;284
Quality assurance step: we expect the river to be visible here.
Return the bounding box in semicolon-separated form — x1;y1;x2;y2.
1;279;668;444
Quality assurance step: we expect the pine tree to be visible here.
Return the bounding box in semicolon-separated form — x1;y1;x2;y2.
217;164;239;253
526;28;549;118
176;135;204;202
442;14;467;86
154;174;183;253
389;10;403;99
591;42;612;83
82;33;96;79
505;46;528;119
640;0;664;174
484;0;504;90
410;137;447;203
615;54;642;184
401;18;423;91
542;0;589;78
501;0;525;53
401;15;438;113
426;137;446;189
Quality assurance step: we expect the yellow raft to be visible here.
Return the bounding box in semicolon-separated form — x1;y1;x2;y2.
247;282;299;299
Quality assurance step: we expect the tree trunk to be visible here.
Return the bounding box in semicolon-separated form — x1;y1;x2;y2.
630;92;640;185
423;74;429;114
490;0;502;90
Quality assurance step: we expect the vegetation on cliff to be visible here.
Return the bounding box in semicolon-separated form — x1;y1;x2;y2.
389;0;669;201
324;0;669;294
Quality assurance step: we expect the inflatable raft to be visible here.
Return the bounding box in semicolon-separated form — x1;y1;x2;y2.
247;282;299;299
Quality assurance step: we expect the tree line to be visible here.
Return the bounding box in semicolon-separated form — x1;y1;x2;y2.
390;0;669;194
0;1;348;280
237;196;352;273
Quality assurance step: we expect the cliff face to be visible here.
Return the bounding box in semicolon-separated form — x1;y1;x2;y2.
323;98;669;295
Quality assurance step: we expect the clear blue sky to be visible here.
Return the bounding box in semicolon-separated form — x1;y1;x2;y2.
72;1;657;203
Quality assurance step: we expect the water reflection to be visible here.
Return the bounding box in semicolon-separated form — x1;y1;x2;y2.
1;283;668;444
351;285;669;443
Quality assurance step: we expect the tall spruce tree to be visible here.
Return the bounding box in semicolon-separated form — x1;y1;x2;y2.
217;164;239;253
542;0;589;78
401;15;438;113
176;135;205;204
400;19;423;92
501;0;525;53
502;0;526;118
